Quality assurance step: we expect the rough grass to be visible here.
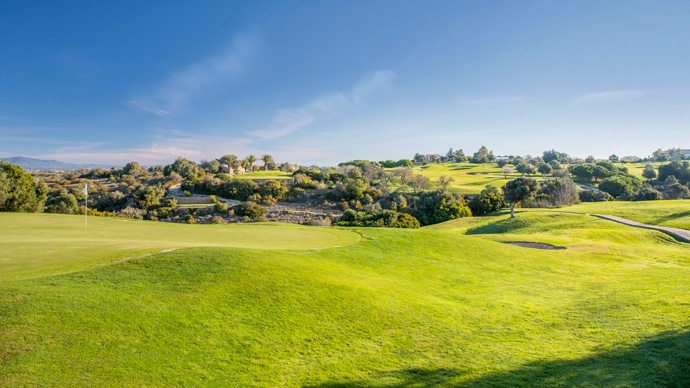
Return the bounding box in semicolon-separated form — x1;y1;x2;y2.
0;213;360;281
1;212;689;387
564;200;690;230
416;162;547;194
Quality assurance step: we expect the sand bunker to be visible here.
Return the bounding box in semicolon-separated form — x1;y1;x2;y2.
503;242;566;250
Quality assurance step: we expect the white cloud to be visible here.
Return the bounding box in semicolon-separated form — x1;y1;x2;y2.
249;70;396;140
458;96;526;105
572;89;644;103
127;31;259;115
37;132;257;166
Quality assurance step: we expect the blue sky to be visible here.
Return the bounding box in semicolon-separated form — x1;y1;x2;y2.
1;1;689;166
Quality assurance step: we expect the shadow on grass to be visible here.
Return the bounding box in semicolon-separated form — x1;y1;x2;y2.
306;329;690;387
654;210;690;227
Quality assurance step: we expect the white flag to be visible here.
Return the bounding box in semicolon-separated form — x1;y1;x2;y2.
83;184;88;196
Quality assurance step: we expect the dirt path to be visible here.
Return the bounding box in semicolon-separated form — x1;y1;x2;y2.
575;212;690;243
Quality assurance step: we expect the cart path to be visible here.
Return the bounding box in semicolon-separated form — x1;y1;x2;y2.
575;212;690;243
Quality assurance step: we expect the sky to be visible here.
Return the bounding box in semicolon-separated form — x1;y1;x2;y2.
1;0;689;166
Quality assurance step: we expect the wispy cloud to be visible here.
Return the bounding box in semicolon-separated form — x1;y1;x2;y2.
572;89;644;103
458;96;526;105
127;31;259;116
37;131;256;166
250;70;396;140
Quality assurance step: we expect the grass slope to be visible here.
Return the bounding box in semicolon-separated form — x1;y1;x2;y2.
416;162;546;194
1;212;690;386
0;213;360;281
239;171;293;180
563;200;690;230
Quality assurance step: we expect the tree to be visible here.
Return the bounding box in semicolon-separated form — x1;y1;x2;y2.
608;154;619;163
409;190;471;225
438;175;455;190
468;185;506;215
585;155;596;164
123;161;145;176
522;165;536;176
642;164;657;181
570;164;593;181
446;148;454;160
501;166;515;178
245;155;257;171
592;165;608;182
395;168;413;189
0;161;48;212
497;159;509;168
413;153;425;163
502;177;539;218
535;178;578;207
537;163;553;176
635;187;662;201
412;174;431;192
599;175;642;198
665;183;690;199
470;146;493;166
260;154;274;171
516;162;529;175
220;154;238;166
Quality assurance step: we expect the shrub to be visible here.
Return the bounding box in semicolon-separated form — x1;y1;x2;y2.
183;214;196;224
337;209;420;229
579;190;614;202
306;218;332;226
210;215;225;224
234;201;267;219
214;202;229;213
46;190;78;214
409;190;471;225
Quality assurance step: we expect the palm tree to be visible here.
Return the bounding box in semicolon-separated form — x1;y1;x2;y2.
261;154;274;171
245;155;256;171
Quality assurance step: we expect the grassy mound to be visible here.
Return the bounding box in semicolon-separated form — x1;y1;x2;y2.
0;213;360;280
564;200;690;230
415;162;547;194
1;212;689;386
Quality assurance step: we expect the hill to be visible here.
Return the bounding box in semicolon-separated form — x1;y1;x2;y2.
1;212;689;386
0;156;116;171
415;162;547;194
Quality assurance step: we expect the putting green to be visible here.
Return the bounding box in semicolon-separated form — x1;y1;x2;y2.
0;213;360;281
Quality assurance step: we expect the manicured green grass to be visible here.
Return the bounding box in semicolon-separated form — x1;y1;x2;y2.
623;161;665;179
416;162;547;194
563;200;690;230
240;171;293;180
1;212;689;386
0;213;360;281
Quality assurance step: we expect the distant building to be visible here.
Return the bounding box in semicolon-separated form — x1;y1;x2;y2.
683;149;690;158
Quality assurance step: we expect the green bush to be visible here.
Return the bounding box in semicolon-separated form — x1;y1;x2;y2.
468;185;506;215
234;201;267;220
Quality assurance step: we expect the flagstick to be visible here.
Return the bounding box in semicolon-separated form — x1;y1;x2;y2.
84;184;88;228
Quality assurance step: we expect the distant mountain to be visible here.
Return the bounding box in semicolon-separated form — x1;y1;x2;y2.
0;156;117;171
